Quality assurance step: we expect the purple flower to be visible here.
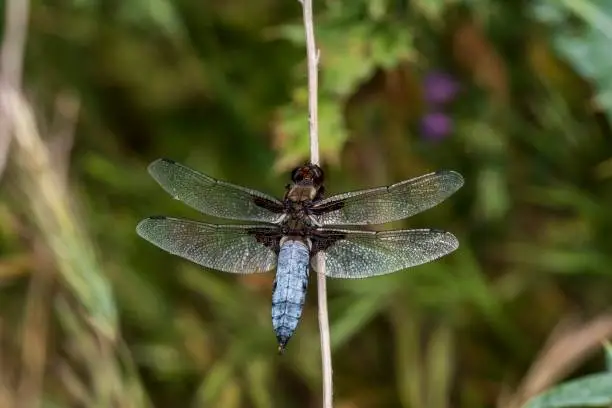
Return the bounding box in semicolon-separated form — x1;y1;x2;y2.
422;71;460;106
420;112;453;141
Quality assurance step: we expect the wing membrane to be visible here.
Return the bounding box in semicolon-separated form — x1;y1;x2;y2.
313;171;463;226
312;228;458;278
136;217;280;273
148;158;285;223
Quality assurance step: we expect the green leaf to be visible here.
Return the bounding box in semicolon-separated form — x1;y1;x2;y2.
557;0;612;40
411;0;449;21
425;325;453;408
118;0;186;39
533;0;612;123
523;373;612;407
604;342;612;373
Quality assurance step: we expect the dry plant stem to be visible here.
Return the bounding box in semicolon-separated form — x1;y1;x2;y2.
18;244;54;408
17;95;80;407
301;0;319;164
0;1;31;404
499;313;612;408
0;0;30;177
298;0;333;407
50;91;80;188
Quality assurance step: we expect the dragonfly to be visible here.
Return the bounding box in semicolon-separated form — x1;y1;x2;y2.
136;158;464;353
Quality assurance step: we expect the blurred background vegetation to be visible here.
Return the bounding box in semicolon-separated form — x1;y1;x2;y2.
1;0;612;407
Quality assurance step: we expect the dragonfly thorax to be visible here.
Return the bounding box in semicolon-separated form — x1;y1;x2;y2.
285;184;318;202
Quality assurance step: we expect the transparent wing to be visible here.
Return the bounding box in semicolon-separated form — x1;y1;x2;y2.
148;158;285;223
136;217;280;273
312;170;464;226
311;228;458;278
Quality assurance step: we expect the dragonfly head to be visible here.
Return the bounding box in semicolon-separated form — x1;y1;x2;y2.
291;163;324;186
289;163;325;200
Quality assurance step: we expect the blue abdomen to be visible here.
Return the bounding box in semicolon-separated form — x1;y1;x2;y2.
272;239;310;352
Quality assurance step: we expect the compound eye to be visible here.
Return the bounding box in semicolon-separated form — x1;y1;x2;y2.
309;165;324;184
291;168;302;182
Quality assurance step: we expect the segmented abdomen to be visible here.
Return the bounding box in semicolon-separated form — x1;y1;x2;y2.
271;239;310;352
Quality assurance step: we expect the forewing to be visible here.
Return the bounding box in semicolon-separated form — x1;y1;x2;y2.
148;158;285;223
311;228;458;278
136;217;280;273
312;171;463;226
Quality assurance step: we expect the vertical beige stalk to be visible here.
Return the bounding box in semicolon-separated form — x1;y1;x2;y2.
297;0;333;406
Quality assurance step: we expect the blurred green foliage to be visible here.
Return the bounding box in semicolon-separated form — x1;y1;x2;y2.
1;0;612;407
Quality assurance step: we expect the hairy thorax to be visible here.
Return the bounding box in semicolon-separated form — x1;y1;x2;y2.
281;185;319;236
